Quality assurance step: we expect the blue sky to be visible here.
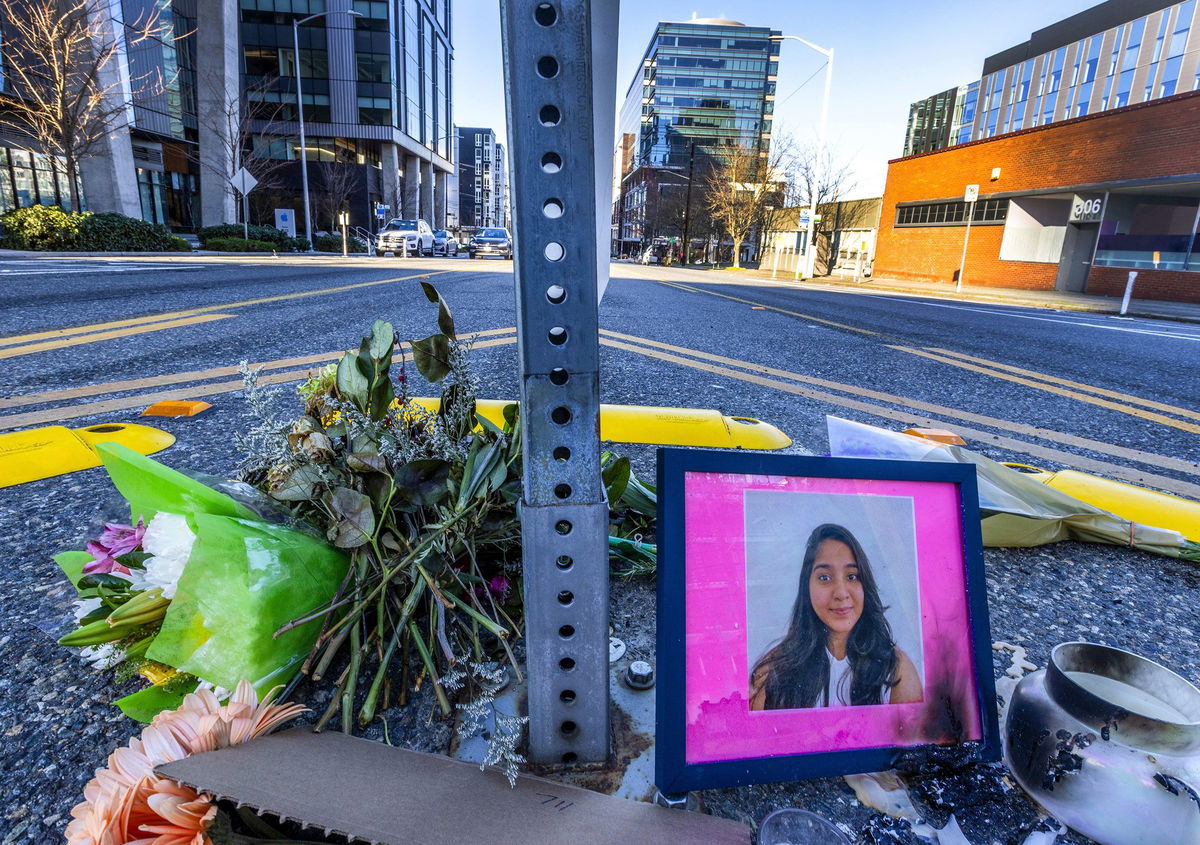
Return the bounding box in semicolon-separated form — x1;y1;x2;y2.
453;0;1102;197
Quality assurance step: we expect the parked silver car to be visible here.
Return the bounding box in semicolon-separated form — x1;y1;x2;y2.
376;219;434;256
432;229;459;256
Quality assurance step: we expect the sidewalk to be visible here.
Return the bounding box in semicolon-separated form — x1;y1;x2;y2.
711;265;1200;324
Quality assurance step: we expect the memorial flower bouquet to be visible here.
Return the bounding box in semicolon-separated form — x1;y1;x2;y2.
54;442;349;722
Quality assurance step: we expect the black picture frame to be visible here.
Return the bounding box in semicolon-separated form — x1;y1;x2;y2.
654;447;998;794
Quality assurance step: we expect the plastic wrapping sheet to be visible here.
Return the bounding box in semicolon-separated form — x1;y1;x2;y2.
85;444;349;719
826;417;1192;559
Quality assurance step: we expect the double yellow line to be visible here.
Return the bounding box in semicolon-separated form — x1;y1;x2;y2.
0;328;517;431
0;270;449;359
660;280;1200;437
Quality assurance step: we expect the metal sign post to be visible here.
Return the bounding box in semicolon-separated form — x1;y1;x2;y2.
231;167;258;240
956;184;979;293
501;0;616;764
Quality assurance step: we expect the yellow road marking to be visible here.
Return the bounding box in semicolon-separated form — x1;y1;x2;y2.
0;270;450;348
660;280;1200;435
599;329;1199;478
600;334;1200;500
0;314;236;360
892;346;1200;435
0;327;518;409
0;334;518;431
922;346;1200;422
662;281;878;335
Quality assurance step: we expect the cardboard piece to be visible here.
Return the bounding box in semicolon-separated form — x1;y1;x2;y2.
157;727;750;845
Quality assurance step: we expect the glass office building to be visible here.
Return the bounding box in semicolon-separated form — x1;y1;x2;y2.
902;0;1200;155
613;17;780;252
902;82;978;156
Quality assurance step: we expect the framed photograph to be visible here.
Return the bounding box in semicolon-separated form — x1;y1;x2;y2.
654;448;998;793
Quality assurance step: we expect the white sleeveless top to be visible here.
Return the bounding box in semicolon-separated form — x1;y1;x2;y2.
819;649;890;707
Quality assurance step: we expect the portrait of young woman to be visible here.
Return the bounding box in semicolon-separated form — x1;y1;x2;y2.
748;521;924;710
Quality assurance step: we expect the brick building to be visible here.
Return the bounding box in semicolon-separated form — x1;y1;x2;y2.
876;89;1200;303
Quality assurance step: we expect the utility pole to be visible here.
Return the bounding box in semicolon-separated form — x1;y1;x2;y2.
680;142;696;264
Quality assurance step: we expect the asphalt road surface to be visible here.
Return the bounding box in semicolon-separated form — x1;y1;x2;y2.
2;255;1198;842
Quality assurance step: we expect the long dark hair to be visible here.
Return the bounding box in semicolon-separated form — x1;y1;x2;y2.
752;523;898;709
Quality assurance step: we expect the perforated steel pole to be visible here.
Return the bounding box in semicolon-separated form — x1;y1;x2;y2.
501;0;612;764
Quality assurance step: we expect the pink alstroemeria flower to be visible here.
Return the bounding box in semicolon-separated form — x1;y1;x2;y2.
98;519;146;558
82;541;127;575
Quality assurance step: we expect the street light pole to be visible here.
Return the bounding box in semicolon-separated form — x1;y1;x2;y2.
772;34;834;280
293;9;360;249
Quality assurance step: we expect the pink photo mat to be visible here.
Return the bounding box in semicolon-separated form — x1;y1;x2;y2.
683;471;983;765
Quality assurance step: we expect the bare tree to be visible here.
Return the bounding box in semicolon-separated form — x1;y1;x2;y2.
705;140;791;268
0;0;164;209
315;159;360;234
191;72;290;226
791;144;863;275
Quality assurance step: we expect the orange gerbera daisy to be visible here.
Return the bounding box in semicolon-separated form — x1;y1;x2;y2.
66;681;307;845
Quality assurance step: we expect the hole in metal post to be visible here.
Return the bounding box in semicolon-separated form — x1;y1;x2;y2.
548;326;568;345
544;242;564;261
549;366;569;384
555;520;572;535
534;3;556;25
557;590;574;605
560;689;576;703
541;152;562;173
537;56;559;78
560;720;578;737
550;406;572;424
556;554;573;569
554;483;572;499
553;446;571;462
546;284;566;303
539;105;561;125
543;198;563;218
559;624;575;638
562;751;578;763
559;656;576;671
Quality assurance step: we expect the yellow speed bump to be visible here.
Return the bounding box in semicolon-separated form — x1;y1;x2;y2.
1005;463;1200;543
0;422;175;488
411;398;792;450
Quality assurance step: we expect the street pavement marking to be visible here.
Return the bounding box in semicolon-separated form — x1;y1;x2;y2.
0;327;518;409
902;300;1200;341
0;270;450;348
0;314;236;360
891;346;1200;435
918;347;1200;420
0;263;206;276
0;334;518;430
599;329;1199;479
656;280;1200;434
600;333;1200;500
663;281;879;335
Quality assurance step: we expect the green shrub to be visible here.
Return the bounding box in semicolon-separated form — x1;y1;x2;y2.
74;213;180;252
313;234;367;253
205;237;275;252
283;236;310;252
0;206;185;251
0;205;81;250
168;236;193;252
197;223;292;247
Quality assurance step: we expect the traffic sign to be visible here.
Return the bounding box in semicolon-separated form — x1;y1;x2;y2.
230;167;258;196
964;184;979;203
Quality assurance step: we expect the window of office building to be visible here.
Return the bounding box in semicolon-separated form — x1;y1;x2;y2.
1161;0;1195;96
1113;17;1146;108
895;198;1008;226
1074;34;1102;116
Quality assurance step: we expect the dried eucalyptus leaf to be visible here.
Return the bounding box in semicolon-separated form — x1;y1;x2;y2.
346;452;388;473
268;463;325;501
393;458;451;507
328;486;376;548
408;333;453;383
